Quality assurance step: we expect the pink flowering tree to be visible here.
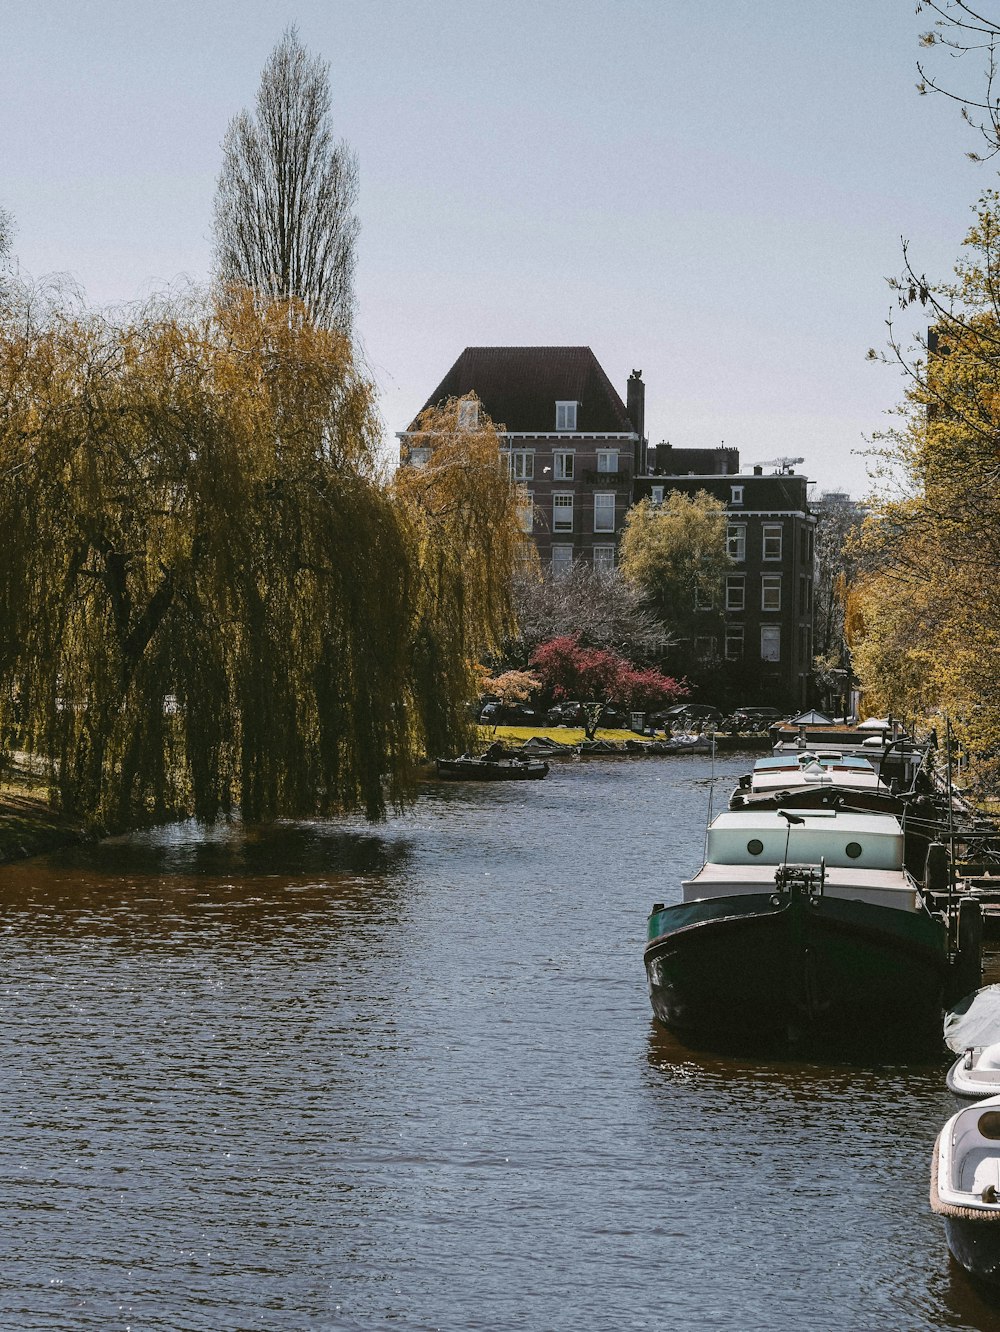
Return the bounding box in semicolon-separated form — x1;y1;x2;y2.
529;635;687;738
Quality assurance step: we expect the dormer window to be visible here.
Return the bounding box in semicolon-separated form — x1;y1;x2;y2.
457;398;479;430
556;401;578;431
730;484;744;506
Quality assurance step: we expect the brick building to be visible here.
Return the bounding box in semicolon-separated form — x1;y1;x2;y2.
634;447;816;707
398;346;644;571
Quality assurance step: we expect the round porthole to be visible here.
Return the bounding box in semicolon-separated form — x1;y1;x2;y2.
845;841;863;859
747;838;764;856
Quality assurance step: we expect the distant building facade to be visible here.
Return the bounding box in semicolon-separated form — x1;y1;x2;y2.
634;447;816;706
400;347;815;706
398;346;644;571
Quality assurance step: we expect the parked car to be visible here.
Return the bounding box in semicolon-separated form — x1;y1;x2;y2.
649;703;723;731
546;701;587;727
724;706;787;732
545;700;627;729
480;700;544;725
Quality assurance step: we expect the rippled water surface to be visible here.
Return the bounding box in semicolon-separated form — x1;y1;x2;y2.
2;753;1000;1330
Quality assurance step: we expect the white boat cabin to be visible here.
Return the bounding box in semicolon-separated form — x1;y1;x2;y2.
682;808;920;912
748;752;887;794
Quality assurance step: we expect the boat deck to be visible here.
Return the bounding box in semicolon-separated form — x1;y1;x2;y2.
684;862;921;912
959;1148;1000;1194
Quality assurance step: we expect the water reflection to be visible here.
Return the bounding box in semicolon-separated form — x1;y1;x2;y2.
0;819;413;943
0;759;997;1329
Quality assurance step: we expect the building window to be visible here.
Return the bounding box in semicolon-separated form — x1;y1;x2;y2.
761;626;781;662
730;485;744;506
799;624;812;661
517;490;533;533
694;583;714;610
457;398;479;429
695;636;717;662
725;576;745;611
762;523;783;560
594;492;616;532
593;545;616;575
553;493;574;532
596;449;619;473
725;625;745;661
799;574;813;613
408;446;431;467
551;545;574;575
553;451;574;480
761;574;782;611
509;450;533;481
727;524;746;561
556;401;577;431
517;541;535;565
651;485;664;505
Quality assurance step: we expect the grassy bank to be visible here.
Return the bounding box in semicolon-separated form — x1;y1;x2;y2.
0;757;88;863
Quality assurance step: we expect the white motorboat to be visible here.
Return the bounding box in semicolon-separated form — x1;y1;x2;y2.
931;1095;1000;1284
948;1045;1000;1099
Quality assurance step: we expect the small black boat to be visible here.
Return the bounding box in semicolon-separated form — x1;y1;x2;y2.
435;755;549;781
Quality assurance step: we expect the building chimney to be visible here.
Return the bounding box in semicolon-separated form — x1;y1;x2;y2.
627;369;645;473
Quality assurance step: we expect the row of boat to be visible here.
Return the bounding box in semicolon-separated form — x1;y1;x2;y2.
932;988;1000;1286
643;718;979;1056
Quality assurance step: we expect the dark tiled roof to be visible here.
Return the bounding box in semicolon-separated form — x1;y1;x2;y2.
415;346;635;433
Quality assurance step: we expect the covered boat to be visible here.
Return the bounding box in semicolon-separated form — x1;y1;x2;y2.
434;755;549;781
944;986;1000;1099
932;1095;1000;1285
644;806;950;1052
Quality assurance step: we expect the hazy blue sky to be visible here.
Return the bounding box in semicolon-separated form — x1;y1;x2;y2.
1;0;991;495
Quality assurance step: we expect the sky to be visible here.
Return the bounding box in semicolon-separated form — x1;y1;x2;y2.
1;0;993;497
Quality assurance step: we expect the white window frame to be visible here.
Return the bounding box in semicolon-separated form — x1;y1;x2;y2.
694;635;717;662
725;576;745;611
762;522;783;561
761;625;781;662
553;450;575;481
694;583;714;611
725;625;745;661
408;446;431;468
509;450;534;482
727;524;746;562
517;489;534;534
596;449;619;474
555;401;578;431
551;544;574;575
553;492;574;532
592;545;616;575
651;485;664;505
730;484;744;506
761;574;782;611
457;398;479;430
594;492;616;533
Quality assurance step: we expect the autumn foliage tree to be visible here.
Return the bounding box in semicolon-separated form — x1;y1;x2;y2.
617;492;731;644
852;194;1000;787
0;292;520;825
392;393;523;759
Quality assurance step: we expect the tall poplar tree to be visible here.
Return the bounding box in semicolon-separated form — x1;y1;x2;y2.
213;28;358;332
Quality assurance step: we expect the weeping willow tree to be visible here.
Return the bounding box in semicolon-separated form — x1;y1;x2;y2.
0;291;520;826
393;393;526;759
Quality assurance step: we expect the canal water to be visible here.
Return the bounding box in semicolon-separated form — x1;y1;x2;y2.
1;752;998;1331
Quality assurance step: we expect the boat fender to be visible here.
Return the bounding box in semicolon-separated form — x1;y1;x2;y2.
950;897;984;1004
924;842;950;894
